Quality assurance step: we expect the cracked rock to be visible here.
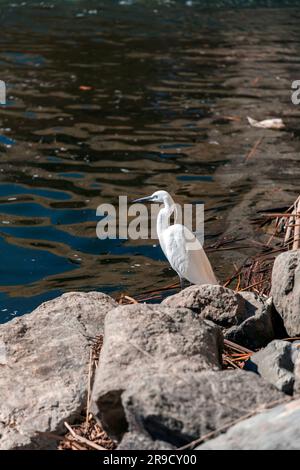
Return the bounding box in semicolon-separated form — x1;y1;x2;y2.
0;291;117;449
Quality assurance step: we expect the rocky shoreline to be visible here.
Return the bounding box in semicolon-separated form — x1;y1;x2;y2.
0;249;299;450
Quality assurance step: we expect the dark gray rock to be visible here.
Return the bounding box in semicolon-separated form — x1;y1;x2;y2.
295;355;300;395
240;291;269;317
163;285;275;349
118;432;174;450
91;304;223;440
0;291;117;450
122;370;285;448
197;398;299;450
271;250;300;337
250;340;294;395
225;295;275;350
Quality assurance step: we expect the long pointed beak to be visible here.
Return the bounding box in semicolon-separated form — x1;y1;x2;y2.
131;196;152;204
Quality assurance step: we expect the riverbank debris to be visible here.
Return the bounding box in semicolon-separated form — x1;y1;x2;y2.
247;116;285;129
58;335;116;451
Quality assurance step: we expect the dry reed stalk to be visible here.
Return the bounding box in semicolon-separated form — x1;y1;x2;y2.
222;355;240;369
285;209;296;248
223;339;253;355
239;279;268;292
223;261;247;288
222;115;242;122
86;348;93;427
245;137;263;161
222;339;253;371
292;197;300;250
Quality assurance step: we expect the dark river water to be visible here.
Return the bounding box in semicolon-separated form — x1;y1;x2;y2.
0;0;300;322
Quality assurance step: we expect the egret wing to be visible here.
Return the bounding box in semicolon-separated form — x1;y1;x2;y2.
161;224;217;285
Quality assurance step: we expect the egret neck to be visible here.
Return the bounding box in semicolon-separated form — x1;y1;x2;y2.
156;193;176;235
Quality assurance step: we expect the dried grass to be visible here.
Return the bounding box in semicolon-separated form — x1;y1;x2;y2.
222;339;253;370
58;335;116;451
225;194;300;296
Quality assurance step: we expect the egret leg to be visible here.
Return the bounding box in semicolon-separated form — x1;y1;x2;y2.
179;277;185;291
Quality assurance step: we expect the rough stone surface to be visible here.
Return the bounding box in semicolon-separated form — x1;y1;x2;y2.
163;285;275;349
117;432;174;450
122;370;284;447
91;304;223;440
240;291;270;317
291;341;300;366
0;291;117;450
162;284;249;328
225;295;275;349
286;341;300;395
295;355;300;395
271;250;300;337
197;398;299;450
249;340;294;395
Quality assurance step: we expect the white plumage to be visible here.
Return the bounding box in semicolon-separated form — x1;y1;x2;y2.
133;190;218;288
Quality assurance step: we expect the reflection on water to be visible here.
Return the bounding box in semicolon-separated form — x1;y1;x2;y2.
0;0;300;322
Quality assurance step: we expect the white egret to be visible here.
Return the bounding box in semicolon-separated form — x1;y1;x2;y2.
132;190;218;289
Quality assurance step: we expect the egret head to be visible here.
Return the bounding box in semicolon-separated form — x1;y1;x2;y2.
132;190;171;204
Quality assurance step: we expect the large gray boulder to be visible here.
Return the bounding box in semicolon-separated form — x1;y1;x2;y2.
197;398;299;450
163;286;274;349
271;250;300;336
91;304;223;440
122;370;285;447
162;285;248;327
0;291;117;450
249;340;294;395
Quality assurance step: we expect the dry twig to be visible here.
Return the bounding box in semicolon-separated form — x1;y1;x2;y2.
64;422;106;451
